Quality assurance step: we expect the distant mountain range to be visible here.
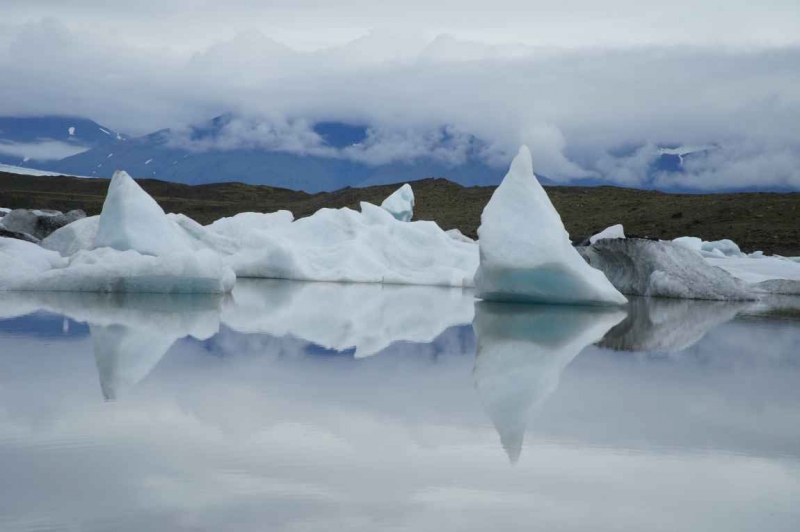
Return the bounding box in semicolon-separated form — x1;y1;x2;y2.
0;114;716;192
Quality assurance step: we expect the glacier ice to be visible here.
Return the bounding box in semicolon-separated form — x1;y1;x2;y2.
227;201;478;287
0;170;235;293
475;146;627;305
445;228;475;243
589;223;625;244
0;208;85;241
579;238;754;300
206;210;294;244
380;183;415;222
0;240;235;294
94;170;193;256
673;236;749;258
41;215;99;256
473;301;625;463
707;255;800;295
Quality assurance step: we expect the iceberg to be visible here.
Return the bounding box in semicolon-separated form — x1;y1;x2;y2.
380;183;415;222
41;215;99;256
673;236;748;258
0;241;235;293
205;210;294;244
589;223;625;244
445;228;475;243
706;255;800;295
579;238;754;300
473;301;626;463
474;146;627;305
94;170;193;256
222;279;475;358
1;171;235;293
0;208;85;242
227;201;478;287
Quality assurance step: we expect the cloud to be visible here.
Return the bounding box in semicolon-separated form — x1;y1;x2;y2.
0;140;90;161
0;16;799;189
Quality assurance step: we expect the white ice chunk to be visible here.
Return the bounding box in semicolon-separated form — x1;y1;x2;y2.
206;210;294;246
41;215;99;256
580;238;754;300
672;236;703;253
446;228;475;243
68;126;75;136
701;239;744;257
475;146;627;305
0;244;235;294
227;201;478;287
589;223;625;244
94;170;193;257
707;255;800;294
0;237;67;277
1;171;235;293
380;183;415;222
673;236;748;258
473;301;625;463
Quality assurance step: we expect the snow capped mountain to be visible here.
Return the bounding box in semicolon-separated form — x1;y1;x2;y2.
33;115;514;192
0;114;745;193
0;116;127;167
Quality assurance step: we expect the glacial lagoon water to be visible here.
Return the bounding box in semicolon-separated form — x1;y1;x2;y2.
1;280;799;531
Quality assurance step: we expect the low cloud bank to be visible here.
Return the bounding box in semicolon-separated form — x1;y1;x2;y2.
2;19;799;189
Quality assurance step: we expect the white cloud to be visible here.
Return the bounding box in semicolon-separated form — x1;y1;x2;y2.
0;16;799;188
0;140;90;161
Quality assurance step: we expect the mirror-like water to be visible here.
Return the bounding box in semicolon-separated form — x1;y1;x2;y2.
1;281;799;531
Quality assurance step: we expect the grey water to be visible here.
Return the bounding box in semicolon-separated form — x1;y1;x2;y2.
1;280;799;532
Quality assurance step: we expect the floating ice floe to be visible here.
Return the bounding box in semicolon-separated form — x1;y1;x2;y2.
589;223;625;244
579;238;754;300
0;208;85;242
227;200;478;287
473;301;626;463
707;255;800;295
205;210;294;244
41;215;99;256
25;174;476;289
445;228;475;243
0;171;235;293
670;234;800;295
672;236;751;258
475;146;627;305
380;183;415;222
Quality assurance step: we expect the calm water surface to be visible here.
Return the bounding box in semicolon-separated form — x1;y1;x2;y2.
1;280;799;531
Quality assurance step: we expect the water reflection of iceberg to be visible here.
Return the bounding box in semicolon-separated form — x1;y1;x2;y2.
222;279;475;358
599;297;750;353
0;291;222;400
473;302;626;463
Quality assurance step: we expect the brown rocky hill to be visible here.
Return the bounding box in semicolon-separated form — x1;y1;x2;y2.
1;171;798;256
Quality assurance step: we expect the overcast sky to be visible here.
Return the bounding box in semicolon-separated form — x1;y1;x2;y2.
2;1;800;189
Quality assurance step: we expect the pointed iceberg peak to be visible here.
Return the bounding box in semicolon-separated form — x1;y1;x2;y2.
475;146;627;305
94;170;192;257
380;183;415;222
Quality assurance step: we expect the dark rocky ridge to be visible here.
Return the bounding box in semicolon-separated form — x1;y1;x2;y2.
1;171;798;256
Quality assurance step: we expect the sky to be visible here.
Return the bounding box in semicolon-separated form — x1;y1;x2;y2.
1;1;800;189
